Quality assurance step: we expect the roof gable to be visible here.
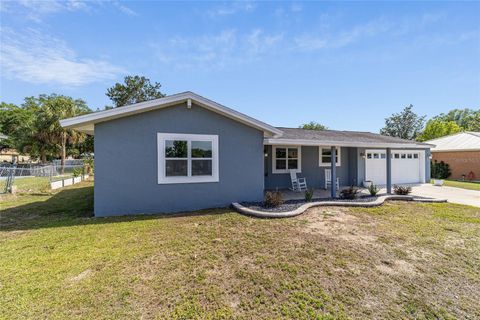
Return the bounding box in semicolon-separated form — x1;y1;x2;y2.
60;92;283;137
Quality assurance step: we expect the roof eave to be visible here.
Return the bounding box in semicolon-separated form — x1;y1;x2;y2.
264;138;433;149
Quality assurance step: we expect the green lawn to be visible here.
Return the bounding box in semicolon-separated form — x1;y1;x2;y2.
11;176;51;193
442;179;480;191
1;182;479;319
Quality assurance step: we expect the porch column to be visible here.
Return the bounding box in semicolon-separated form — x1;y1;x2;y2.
386;148;392;194
331;146;337;198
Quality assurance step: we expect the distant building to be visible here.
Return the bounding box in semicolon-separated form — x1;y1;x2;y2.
426;132;480;181
0;134;33;163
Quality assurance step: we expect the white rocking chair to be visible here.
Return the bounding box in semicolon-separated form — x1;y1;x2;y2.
324;169;340;190
290;170;307;192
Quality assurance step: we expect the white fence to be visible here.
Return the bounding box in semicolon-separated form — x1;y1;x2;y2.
0;163;91;193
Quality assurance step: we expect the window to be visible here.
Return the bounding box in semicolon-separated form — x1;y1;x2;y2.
157;133;219;184
380;153;386;159
413;153;419;159
319;147;341;166
394;153;400;159
272;146;301;173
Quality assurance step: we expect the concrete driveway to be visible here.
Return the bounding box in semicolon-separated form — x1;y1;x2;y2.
410;184;480;208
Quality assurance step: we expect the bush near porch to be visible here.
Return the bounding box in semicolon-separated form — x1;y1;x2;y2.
1;181;479;319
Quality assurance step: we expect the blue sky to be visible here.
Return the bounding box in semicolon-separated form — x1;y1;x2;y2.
1;1;479;131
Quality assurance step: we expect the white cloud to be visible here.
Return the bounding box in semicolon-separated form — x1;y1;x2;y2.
294;19;392;51
6;0;137;21
290;3;303;13
150;29;283;69
111;1;138;16
14;0;91;21
246;29;283;55
0;29;125;86
207;1;256;17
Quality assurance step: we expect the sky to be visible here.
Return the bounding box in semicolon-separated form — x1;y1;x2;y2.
0;1;479;132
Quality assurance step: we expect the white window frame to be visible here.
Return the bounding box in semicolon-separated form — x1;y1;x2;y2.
272;145;302;174
319;147;341;167
157;133;219;184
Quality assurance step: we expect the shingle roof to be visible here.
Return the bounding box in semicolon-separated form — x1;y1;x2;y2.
269;127;432;148
426;132;480;152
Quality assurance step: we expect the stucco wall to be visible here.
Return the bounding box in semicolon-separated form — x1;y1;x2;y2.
94;102;265;216
264;146;354;189
432;151;480;180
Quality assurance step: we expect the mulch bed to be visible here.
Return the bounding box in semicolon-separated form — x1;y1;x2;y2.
241;195;378;212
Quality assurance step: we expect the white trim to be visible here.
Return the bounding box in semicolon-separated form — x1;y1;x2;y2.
272;145;302;174
264;138;433;149
319;147;341;167
157;133;219;184
60;92;283;138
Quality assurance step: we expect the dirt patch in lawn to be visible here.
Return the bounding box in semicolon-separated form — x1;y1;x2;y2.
301;207;378;244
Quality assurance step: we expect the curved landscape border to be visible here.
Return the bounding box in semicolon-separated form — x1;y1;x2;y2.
232;195;447;218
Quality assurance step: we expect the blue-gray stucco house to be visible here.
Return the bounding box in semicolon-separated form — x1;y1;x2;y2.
61;92;433;217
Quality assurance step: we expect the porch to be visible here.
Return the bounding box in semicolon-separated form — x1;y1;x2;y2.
263;143;426;198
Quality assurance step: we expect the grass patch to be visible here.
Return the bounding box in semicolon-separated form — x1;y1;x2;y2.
1;182;479;319
442;179;480;191
9;176;51;193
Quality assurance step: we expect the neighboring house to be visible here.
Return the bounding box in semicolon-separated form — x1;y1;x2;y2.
0;149;32;163
61;92;432;217
426;132;480;180
0;134;32;163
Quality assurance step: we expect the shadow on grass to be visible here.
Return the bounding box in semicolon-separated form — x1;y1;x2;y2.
0;185;231;232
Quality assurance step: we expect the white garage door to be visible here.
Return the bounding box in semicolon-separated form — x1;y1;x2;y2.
365;150;424;185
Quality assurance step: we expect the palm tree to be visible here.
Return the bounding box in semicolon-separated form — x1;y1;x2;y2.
41;95;90;172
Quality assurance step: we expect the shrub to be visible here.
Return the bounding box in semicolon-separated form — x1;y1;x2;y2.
339;186;360;200
83;156;94;174
431;160;451;179
264;191;284;208
73;167;84;177
305;189;314;202
393;185;412;195
368;184;379;196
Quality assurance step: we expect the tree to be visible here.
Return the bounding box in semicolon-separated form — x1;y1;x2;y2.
380;105;426;140
416;119;462;141
0;95;91;163
434;108;480;130
300;121;328;130
39;94;91;169
466;112;480;131
0;102;43;159
106;75;165;107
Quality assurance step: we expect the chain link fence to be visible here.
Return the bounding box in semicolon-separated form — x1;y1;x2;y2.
0;161;93;194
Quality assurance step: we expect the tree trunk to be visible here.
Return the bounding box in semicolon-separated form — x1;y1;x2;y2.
61;132;67;174
40;146;46;163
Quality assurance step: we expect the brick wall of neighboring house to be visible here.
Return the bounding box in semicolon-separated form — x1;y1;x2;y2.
432;151;480;180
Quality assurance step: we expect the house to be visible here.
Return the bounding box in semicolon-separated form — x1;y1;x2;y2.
426;132;480;181
0;134;32;163
60;92;432;217
0;149;32;163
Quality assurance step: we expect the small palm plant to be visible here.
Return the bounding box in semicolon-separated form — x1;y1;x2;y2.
368;184;379;196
